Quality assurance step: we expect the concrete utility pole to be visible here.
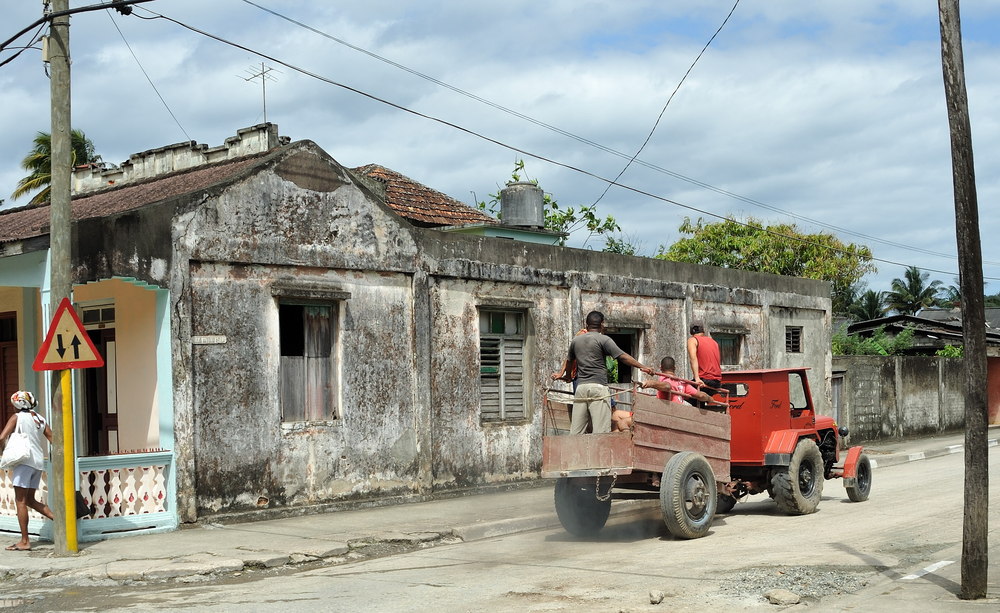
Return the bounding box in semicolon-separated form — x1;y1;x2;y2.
47;0;75;555
937;0;988;600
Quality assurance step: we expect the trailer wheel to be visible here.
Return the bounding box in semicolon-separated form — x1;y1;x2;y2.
716;493;737;515
772;438;824;515
845;453;873;502
554;477;612;537
660;452;717;539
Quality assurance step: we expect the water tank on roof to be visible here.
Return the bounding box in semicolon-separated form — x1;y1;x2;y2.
500;181;544;228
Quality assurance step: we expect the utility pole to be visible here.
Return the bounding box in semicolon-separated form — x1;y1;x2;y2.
47;0;77;555
937;0;988;600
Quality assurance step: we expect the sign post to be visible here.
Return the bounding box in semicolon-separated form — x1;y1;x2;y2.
32;297;104;553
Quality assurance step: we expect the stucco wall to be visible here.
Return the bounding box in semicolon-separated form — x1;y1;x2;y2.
833;355;967;442
58;141;834;520
74;279;160;451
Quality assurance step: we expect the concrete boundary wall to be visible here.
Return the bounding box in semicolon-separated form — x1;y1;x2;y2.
833;355;967;442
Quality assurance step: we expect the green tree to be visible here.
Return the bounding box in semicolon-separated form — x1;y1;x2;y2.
885;266;943;315
849;289;887;321
656;217;876;309
832;326;914;356
11;129;101;206
478;160;620;245
602;233;641;256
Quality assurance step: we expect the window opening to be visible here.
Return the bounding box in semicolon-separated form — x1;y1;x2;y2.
280;302;338;422
479;310;525;423
785;326;803;353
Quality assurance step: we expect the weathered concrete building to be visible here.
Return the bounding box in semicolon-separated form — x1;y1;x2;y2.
0;125;831;538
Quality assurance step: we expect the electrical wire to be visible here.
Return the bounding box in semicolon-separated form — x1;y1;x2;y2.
588;0;741;210
130;7;995;281
236;1;996;268
0;23;46;69
104;9;191;141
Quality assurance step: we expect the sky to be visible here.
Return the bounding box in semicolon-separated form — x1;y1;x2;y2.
2;1;999;294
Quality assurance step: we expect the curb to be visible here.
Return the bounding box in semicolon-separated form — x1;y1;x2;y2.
868;438;996;469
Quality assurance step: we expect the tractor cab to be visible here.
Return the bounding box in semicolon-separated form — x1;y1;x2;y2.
721;368;818;466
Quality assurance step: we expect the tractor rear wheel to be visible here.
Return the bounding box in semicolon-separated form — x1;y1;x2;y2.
660;452;717;539
554;477;612;537
845;453;873;502
771;438;824;515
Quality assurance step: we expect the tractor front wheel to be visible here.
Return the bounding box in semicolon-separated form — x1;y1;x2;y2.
554;477;612;537
660;452;717;539
845;453;873;502
771;438;824;515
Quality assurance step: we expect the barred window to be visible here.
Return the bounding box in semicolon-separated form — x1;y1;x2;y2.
479;310;525;423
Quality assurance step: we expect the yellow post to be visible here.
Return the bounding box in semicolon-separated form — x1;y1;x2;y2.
60;369;77;552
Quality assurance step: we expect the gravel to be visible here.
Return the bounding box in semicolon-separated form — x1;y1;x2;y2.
715;565;876;602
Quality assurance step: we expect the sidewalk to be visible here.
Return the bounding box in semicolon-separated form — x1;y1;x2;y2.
0;429;996;597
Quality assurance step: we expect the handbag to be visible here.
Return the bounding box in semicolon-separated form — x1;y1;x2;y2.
76;491;94;519
0;416;31;469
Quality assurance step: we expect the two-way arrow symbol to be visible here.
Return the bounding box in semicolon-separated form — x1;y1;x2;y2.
55;334;82;360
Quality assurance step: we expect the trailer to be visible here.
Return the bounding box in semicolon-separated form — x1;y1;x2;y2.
541;387;729;539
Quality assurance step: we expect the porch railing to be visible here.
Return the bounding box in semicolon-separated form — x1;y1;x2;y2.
0;450;176;541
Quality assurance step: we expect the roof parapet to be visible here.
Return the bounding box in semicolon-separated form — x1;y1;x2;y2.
72;124;286;194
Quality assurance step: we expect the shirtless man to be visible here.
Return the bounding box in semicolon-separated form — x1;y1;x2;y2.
639;356;714;405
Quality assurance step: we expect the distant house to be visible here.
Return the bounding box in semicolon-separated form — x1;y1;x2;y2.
0;124;831;539
846;309;1000;356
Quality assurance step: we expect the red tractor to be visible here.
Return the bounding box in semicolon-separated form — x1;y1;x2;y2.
541;367;871;540
717;367;871;514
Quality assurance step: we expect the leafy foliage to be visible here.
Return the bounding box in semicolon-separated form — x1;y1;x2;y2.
849;289;887;322
832;326;914;356
935;344;964;358
602;234;640;255
11;129;101;206
656;217;876;307
477;160;620;245
884;266;943;315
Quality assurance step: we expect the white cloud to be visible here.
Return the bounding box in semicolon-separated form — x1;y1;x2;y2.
2;0;999;292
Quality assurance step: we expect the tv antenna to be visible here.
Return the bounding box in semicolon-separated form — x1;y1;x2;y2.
241;62;280;123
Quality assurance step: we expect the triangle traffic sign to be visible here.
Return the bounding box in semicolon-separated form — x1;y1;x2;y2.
32;297;105;371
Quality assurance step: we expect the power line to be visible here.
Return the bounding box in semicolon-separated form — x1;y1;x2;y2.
589;0;741;210
104;8;191;141
0;22;46;69
129;7;997;282
235;1;996;268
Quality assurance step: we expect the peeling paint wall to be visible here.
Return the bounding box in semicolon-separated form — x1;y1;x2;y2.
63;141;833;520
833;355;966;442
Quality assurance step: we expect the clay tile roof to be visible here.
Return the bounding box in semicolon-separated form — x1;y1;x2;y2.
0;154;267;243
352;164;497;228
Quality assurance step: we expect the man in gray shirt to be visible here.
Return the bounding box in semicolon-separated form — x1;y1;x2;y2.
553;311;653;434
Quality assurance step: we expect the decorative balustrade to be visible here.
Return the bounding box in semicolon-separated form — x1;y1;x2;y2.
79;449;171;518
0;450;175;541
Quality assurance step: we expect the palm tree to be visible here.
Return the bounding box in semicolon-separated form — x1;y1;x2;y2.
10;129;101;206
849;289;887;321
885;266;943;315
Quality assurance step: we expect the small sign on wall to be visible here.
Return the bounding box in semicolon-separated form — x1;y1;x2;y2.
191;335;227;345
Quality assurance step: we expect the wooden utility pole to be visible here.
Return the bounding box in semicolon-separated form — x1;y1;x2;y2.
937;0;988;600
47;0;76;554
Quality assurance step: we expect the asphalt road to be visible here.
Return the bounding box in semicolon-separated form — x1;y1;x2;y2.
15;446;997;612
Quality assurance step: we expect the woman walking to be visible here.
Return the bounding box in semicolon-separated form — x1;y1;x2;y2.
0;391;54;551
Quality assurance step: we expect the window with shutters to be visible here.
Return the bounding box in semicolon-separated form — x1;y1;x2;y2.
713;332;744;366
785;326;803;353
279;302;338;422
479;310;525;423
